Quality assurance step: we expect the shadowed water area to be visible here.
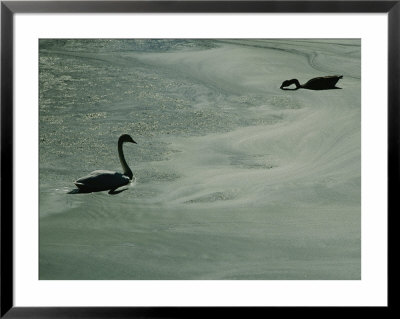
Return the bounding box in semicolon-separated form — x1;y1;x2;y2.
39;39;361;279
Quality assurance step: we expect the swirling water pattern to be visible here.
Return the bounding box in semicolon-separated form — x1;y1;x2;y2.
39;39;360;279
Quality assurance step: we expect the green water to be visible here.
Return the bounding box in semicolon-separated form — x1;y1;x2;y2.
39;39;361;279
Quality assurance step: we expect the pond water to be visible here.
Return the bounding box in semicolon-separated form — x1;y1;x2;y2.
39;39;361;279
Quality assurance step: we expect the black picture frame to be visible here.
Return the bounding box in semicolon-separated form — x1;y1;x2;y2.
1;1;396;317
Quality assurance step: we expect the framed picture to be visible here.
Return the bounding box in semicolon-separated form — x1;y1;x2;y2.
1;0;395;317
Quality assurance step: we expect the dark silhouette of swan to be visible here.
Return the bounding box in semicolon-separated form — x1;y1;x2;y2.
280;75;343;90
71;134;137;195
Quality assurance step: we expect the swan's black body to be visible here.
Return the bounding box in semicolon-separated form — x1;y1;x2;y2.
280;75;343;90
73;134;136;194
74;171;131;193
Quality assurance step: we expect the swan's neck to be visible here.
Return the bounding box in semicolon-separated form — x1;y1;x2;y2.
118;140;133;180
289;79;302;89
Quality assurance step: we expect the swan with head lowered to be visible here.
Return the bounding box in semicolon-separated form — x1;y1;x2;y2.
280;75;343;90
72;134;136;195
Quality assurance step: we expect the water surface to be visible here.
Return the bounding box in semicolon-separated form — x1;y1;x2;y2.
39;39;361;279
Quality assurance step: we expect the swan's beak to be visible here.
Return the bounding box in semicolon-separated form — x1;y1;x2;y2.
132;140;137;144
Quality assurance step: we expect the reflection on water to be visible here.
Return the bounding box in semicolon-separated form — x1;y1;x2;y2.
39;39;361;279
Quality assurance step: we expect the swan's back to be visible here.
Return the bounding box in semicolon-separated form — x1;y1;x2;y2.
303;75;342;90
74;170;130;192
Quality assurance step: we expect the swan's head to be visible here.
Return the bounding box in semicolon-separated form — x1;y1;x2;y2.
280;80;290;89
280;79;300;90
119;134;137;144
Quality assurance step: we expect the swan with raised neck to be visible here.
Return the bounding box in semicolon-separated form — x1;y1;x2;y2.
72;134;136;194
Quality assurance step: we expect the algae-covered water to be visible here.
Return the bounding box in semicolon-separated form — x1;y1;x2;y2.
39;39;361;279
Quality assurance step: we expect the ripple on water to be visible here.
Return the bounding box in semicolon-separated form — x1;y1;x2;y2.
184;191;236;204
268;95;302;110
136;167;181;184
